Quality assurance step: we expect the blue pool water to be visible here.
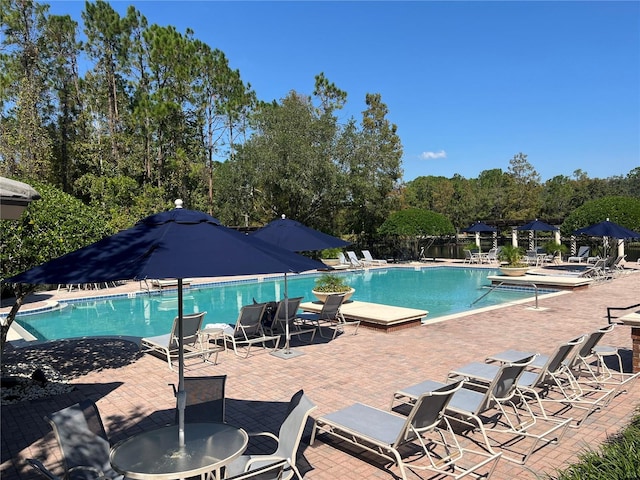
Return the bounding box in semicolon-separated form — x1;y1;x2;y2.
16;267;541;341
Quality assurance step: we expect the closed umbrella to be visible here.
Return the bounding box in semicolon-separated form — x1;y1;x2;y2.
6;202;325;447
251;215;350;358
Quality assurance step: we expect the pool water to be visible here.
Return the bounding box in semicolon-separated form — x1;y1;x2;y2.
17;267;540;341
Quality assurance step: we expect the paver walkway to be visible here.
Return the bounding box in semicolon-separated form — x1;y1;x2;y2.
2;262;639;480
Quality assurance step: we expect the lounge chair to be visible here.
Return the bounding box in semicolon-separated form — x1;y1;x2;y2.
467;336;615;427
361;249;387;266
567;246;589;263
172;375;227;424
297;293;358;339
333;252;351;270
150;278;193;289
313;380;501;479
268;296;316;343
140;312;212;370
223;304;281;358
345;250;364;268
225;390;317;480
394;355;570;465
524;250;541;266
45;400;123;480
568;324;639;392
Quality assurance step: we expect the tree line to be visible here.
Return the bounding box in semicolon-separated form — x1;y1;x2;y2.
1;0;638;247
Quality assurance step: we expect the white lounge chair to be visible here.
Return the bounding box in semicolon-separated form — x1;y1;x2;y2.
361;250;387;266
346;250;364;268
567;246;589;263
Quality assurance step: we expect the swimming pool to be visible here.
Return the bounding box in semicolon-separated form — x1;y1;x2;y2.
16;267;544;341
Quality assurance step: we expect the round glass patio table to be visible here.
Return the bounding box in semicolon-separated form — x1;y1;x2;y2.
110;422;248;480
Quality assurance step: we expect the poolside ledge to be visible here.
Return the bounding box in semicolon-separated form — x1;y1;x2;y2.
486;273;593;290
299;300;427;332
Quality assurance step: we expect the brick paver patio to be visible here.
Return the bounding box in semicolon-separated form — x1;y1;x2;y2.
2;262;639;480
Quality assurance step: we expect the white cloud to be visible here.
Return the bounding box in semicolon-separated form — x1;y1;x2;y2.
420;150;447;160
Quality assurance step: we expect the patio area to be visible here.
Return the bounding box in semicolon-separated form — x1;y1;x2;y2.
2;262;639;480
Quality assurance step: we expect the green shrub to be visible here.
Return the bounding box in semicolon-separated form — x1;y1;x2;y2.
313;274;351;293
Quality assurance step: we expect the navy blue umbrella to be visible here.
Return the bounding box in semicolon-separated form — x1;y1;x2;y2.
516;219;558;232
251;215;350;356
573;219;640;239
251;215;351;252
462;222;497;233
6;204;325;445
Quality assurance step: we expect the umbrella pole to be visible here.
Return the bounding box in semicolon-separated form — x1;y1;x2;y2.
177;279;185;448
284;273;291;353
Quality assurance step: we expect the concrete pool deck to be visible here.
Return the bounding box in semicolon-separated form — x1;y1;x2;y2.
2;260;640;480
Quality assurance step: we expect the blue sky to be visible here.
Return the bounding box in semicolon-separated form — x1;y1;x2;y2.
47;1;639;182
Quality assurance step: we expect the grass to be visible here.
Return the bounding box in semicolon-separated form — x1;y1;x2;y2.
550;409;640;479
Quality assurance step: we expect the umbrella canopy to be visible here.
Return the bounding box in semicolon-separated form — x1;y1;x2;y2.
516;219;558;232
251;215;350;357
462;221;497;233
6;204;325;446
573;219;640;239
251;215;351;252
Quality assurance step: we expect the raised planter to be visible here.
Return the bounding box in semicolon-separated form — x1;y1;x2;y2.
312;288;355;303
498;267;529;277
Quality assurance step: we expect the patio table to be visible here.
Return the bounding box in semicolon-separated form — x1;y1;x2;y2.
110;422;248;480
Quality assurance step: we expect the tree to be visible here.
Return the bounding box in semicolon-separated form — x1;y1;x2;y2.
0;181;116;352
504;152;541;219
561;196;640;236
0;0;53;179
342;93;403;242
378;208;454;260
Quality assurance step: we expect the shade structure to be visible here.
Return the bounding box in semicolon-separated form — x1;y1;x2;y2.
517;219;559;250
516;219;558;232
462;221;497;233
573;219;640;257
251;215;351;358
6;204;325;446
462;222;497;249
251;215;351;252
573;219;640;239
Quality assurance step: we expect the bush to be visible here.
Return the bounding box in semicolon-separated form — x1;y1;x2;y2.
313;274;351;293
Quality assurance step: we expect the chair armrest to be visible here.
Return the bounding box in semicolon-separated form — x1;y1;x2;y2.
246;431;279;442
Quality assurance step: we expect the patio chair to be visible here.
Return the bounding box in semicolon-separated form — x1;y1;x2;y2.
225;390;317;480
524;250;540;266
171;375;227;424
140;312;209;370
568;324;639;392
464;336;614;427
346;250;364;268
485;247;499;264
267;297;315;343
333;252;351;270
222;460;287;480
312;380;501;479
394;355;569;465
45;400;123;480
297;293;358;339
224;304;281;358
26;458;62;480
567;246;589;263
361;249;387;266
463;249;479;264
